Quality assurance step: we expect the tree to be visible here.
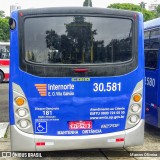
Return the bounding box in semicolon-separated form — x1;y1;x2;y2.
0;10;5;18
155;5;160;17
45;30;60;50
66;16;95;63
83;0;92;7
108;3;156;21
0;18;9;41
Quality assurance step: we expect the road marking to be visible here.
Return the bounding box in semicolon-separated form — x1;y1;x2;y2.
0;122;9;138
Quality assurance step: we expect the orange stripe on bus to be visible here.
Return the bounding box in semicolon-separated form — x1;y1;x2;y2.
37;89;47;91
36;87;46;89
35;84;47;87
38;91;47;94
41;94;47;96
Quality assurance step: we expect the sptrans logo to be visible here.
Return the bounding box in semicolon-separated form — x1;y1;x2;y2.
35;84;47;96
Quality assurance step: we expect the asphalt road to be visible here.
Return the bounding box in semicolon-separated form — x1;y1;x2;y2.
0;83;160;160
0;82;9;122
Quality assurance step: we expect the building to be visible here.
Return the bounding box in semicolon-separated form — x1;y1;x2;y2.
10;4;21;14
148;0;160;11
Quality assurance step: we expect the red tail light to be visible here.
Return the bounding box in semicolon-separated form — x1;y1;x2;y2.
36;142;45;146
116;138;124;142
73;68;88;73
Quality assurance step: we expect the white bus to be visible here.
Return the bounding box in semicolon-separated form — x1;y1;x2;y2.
0;42;10;82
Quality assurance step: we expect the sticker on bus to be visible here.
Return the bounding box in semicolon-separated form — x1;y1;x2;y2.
35;122;47;133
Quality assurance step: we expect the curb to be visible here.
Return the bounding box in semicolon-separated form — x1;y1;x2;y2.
0;123;9;139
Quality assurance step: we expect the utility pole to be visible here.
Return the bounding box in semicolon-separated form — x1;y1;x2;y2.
139;1;147;9
88;0;91;7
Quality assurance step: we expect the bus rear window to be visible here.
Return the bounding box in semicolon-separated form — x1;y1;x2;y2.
24;16;133;64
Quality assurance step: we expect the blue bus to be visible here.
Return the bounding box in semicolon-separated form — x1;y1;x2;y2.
144;17;160;128
9;7;144;151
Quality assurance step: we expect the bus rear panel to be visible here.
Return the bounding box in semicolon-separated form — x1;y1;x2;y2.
9;7;144;151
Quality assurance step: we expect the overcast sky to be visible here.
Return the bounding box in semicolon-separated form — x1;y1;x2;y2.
0;0;159;16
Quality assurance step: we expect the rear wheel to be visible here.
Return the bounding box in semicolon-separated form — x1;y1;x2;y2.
0;71;4;83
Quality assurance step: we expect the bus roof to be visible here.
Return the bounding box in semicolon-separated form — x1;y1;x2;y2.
144;17;160;30
0;42;10;45
15;7;140;18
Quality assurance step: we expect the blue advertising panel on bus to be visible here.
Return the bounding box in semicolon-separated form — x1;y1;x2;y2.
10;72;143;136
145;69;159;127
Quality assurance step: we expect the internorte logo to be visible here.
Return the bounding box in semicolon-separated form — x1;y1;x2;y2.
35;84;47;96
35;83;75;97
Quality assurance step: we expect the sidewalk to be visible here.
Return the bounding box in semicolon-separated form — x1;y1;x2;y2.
0;125;10;151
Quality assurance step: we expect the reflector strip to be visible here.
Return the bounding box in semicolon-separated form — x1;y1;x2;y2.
134;14;137;20
45;142;54;146
19;12;23;17
73;68;88;73
107;139;116;142
36;142;45;146
116;138;124;142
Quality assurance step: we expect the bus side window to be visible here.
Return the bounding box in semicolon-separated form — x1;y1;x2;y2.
144;31;150;49
145;50;158;69
150;29;160;49
0;51;2;58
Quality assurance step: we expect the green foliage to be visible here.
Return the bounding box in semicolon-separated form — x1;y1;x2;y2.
0;10;9;42
83;0;92;7
142;9;156;21
46;30;60;50
108;3;156;21
0;18;9;42
108;3;140;11
155;5;160;17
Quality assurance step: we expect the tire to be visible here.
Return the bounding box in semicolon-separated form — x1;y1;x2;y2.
0;71;4;83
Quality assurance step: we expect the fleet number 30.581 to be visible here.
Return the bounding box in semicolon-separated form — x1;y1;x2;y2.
93;82;121;92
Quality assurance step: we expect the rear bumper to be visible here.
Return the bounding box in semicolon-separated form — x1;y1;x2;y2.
11;120;144;151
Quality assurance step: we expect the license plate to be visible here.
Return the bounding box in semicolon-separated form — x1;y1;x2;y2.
69;121;92;130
